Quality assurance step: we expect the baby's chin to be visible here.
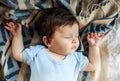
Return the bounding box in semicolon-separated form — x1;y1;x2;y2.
63;51;75;55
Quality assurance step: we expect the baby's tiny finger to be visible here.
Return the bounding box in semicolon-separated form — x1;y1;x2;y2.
6;22;14;27
5;23;11;28
97;33;101;36
4;26;11;31
94;32;98;37
90;33;94;38
99;33;104;37
87;34;91;40
87;34;90;37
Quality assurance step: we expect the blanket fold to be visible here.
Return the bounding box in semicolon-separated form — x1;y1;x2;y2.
0;0;120;81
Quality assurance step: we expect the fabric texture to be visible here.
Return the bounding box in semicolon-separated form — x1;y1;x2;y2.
22;45;89;81
0;0;120;81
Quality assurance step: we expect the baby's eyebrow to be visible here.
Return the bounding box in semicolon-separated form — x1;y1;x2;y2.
75;33;79;35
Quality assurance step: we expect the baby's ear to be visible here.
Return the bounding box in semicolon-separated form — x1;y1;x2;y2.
42;36;51;47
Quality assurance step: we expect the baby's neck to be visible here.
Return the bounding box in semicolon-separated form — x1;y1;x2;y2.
47;49;66;61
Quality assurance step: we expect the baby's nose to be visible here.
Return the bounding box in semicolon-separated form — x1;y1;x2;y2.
72;38;78;43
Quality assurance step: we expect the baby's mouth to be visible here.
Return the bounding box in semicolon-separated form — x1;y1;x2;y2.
71;46;77;50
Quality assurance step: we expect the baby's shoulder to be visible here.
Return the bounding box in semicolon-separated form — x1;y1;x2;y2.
25;45;46;53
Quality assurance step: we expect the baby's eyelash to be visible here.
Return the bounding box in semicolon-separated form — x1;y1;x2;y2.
64;37;72;39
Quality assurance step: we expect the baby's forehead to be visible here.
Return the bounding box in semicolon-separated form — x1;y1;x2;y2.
55;24;79;33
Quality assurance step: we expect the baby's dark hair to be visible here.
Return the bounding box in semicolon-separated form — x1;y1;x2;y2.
35;7;80;41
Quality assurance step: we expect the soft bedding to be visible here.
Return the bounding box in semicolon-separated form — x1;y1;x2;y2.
0;0;120;81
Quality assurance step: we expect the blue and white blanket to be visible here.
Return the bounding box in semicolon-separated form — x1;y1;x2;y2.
0;0;120;81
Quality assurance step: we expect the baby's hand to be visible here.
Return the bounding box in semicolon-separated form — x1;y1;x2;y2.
4;20;21;36
87;33;104;47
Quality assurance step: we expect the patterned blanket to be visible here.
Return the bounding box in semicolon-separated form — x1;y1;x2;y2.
0;0;120;81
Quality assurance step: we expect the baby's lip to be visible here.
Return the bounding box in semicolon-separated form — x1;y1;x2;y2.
71;46;77;49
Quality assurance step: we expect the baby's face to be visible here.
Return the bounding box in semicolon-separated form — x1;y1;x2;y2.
48;23;79;55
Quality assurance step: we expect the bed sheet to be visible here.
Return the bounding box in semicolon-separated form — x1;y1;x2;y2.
0;0;120;81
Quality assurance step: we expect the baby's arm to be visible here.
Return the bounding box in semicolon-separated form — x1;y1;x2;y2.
5;20;24;62
85;33;104;71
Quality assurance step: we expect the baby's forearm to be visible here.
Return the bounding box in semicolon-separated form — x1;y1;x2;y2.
12;33;24;62
88;46;100;70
